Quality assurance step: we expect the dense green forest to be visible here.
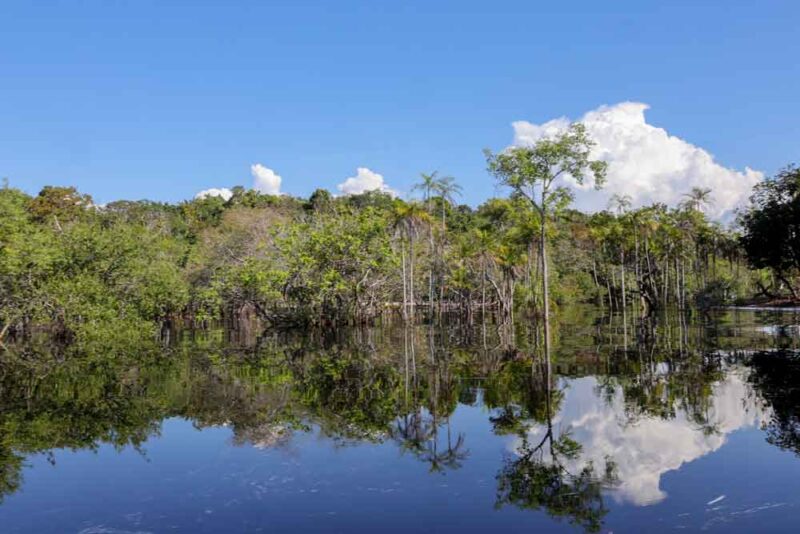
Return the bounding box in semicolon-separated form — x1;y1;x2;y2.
1;127;798;350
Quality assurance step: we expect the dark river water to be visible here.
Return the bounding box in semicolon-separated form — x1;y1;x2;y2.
1;308;800;533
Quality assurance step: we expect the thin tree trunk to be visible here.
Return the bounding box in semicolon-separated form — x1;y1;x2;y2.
429;266;434;311
634;228;641;312
409;233;415;314
682;258;687;309
481;257;487;317
611;267;618;309
401;240;408;320
645;236;658;304
440;204;447;312
592;258;603;308
541;202;551;357
620;249;626;312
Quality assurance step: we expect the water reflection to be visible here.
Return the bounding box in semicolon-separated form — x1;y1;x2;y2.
495;358;619;533
520;371;765;507
747;348;800;455
1;308;799;531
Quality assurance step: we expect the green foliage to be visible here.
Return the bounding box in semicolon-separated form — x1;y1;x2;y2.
4;161;793;347
27;185;94;225
740;165;800;298
485;123;607;216
0;187;188;349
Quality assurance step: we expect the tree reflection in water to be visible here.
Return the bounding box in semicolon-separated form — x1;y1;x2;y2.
746;349;800;455
494;348;618;533
0;309;797;531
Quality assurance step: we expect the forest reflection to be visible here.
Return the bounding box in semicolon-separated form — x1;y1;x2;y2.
1;308;799;532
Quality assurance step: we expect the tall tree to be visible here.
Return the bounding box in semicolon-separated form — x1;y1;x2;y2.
414;172;442;309
683;187;713;213
609;194;632;313
413;171;439;213
486;123;607;353
434;175;461;308
393;202;432;318
434;175;462;233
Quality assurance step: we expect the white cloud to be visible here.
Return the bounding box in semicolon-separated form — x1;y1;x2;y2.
336;167;396;196
194;187;233;201
511;102;763;219
251;163;282;195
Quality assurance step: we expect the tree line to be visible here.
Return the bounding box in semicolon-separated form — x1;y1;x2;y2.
1;128;797;347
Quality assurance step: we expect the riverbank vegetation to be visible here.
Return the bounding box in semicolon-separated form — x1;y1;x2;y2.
1;134;798;348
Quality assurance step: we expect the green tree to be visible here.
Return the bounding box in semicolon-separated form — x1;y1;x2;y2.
740;165;800;299
486;123;607;351
27;186;93;228
682;186;713;213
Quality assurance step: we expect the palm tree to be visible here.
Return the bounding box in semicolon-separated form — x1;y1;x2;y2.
433;175;461;309
433;175;461;233
609;194;632;313
412;171;439;213
414;172;442;310
393;202;432;318
608;193;632;216
683;187;713;213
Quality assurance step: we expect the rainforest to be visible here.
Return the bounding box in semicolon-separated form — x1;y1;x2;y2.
1;138;798;351
3;131;800;533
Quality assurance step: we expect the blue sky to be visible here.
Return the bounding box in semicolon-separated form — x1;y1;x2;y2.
2;1;798;209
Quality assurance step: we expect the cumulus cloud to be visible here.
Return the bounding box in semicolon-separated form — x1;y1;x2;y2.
511;102;763;219
194;187;233;201
251;163;282;195
336;167;396;196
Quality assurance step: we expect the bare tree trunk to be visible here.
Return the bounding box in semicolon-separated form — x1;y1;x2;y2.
681;258;687;309
541;203;551;357
409;233;415;315
401;240;408;320
429;222;435;312
533;242;541;311
634;229;641;313
440;206;447;312
429;260;434;311
592;258;603;308
481;257;487;317
611;267;618;309
620;249;626;312
645;236;658;304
